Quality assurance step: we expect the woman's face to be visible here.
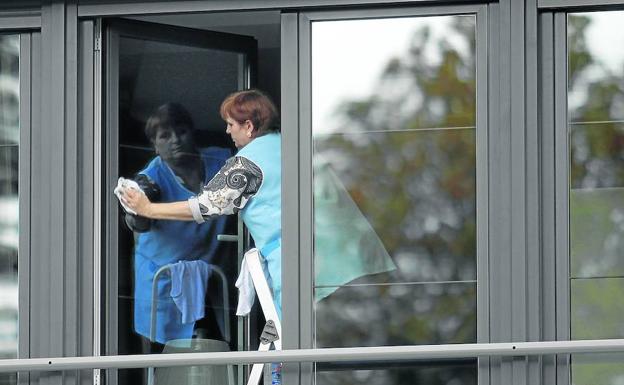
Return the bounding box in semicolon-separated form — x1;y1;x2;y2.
225;115;253;149
152;124;195;163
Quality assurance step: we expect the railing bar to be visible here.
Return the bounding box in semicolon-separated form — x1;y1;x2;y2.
2;339;624;373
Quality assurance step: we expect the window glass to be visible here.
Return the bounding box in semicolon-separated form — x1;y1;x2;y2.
568;11;624;385
0;34;19;385
311;15;477;354
316;360;477;385
114;35;242;385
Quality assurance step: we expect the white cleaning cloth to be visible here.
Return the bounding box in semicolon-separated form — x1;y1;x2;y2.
235;254;255;316
113;177;145;215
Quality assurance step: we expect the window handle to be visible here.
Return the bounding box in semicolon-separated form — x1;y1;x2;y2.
217;234;238;242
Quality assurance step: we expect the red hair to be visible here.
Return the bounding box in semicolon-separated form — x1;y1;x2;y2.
220;89;279;135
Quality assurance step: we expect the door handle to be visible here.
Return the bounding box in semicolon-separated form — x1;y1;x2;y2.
217;234;238;242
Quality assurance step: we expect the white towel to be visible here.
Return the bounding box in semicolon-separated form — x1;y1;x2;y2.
113;177;145;215
235;255;255;316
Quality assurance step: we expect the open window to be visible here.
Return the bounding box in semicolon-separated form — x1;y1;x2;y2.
103;16;272;385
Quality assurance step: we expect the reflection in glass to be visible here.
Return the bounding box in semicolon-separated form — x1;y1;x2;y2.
568;12;624;124
571;124;624;189
571;353;624;385
316;360;477;385
312;13;477;357
570;189;624;278
115;36;240;385
568;12;624;381
315;283;476;348
571;278;624;340
0;34;19;385
113;364;239;385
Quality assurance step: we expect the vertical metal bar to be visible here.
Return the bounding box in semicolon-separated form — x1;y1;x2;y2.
554;11;571;385
105;20;121;385
539;11;557;385
65;1;80;371
27;31;42;385
487;4;501;384
79;18;97;385
475;5;491;385
281;10;302;385
92;15;102;364
298;11;314;385
525;0;543;381
18;31;32;385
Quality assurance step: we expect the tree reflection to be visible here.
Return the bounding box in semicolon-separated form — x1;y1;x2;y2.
568;13;624;385
313;17;476;385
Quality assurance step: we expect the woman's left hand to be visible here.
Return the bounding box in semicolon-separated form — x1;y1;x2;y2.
121;188;153;218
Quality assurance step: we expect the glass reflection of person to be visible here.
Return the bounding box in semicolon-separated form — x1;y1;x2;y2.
125;103;231;353
122;90;284;317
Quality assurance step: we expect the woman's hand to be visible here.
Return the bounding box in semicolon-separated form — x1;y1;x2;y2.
121;188;153;218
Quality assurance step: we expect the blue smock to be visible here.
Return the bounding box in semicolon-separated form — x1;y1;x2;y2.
133;147;230;344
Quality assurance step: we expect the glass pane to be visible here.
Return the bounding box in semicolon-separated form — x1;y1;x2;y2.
568;12;624;379
314;129;476;287
571;124;624;189
568;12;624;124
311;13;477;351
115;364;240;385
315;283;476;348
571;278;624;340
570;188;624;278
0;33;19;383
316;360;477;385
571;353;624;385
115;35;242;385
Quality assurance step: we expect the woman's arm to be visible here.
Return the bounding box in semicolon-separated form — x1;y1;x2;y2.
121;189;194;220
122;156;263;222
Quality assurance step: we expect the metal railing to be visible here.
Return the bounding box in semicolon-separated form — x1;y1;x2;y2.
1;339;624;373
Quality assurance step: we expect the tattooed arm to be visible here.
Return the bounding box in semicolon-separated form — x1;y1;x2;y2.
121;156;263;222
188;156;263;223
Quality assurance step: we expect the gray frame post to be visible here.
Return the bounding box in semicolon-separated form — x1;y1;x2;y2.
487;0;545;384
281;10;302;385
79;18;97;385
475;5;490;385
28;2;84;385
553;11;571;385
18;31;33;385
539;11;558;385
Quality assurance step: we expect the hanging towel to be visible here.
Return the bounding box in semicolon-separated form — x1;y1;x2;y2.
235;254;256;316
113;177;145;215
169;260;211;324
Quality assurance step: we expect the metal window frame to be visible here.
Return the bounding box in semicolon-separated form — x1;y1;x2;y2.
75;0;491;18
0;17;40;385
290;4;489;385
7;2;624;385
539;0;624;10
0;11;41;30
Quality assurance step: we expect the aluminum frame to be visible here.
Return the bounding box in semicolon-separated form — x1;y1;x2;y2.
76;0;490;18
295;4;489;385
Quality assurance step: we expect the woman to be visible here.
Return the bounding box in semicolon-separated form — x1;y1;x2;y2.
121;90;283;317
126;103;232;351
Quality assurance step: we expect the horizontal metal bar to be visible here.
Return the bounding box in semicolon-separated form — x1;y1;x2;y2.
538;0;624;9
76;0;489;17
2;339;624;373
0;11;41;30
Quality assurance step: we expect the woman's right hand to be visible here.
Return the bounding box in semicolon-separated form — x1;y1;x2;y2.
121;188;153;218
